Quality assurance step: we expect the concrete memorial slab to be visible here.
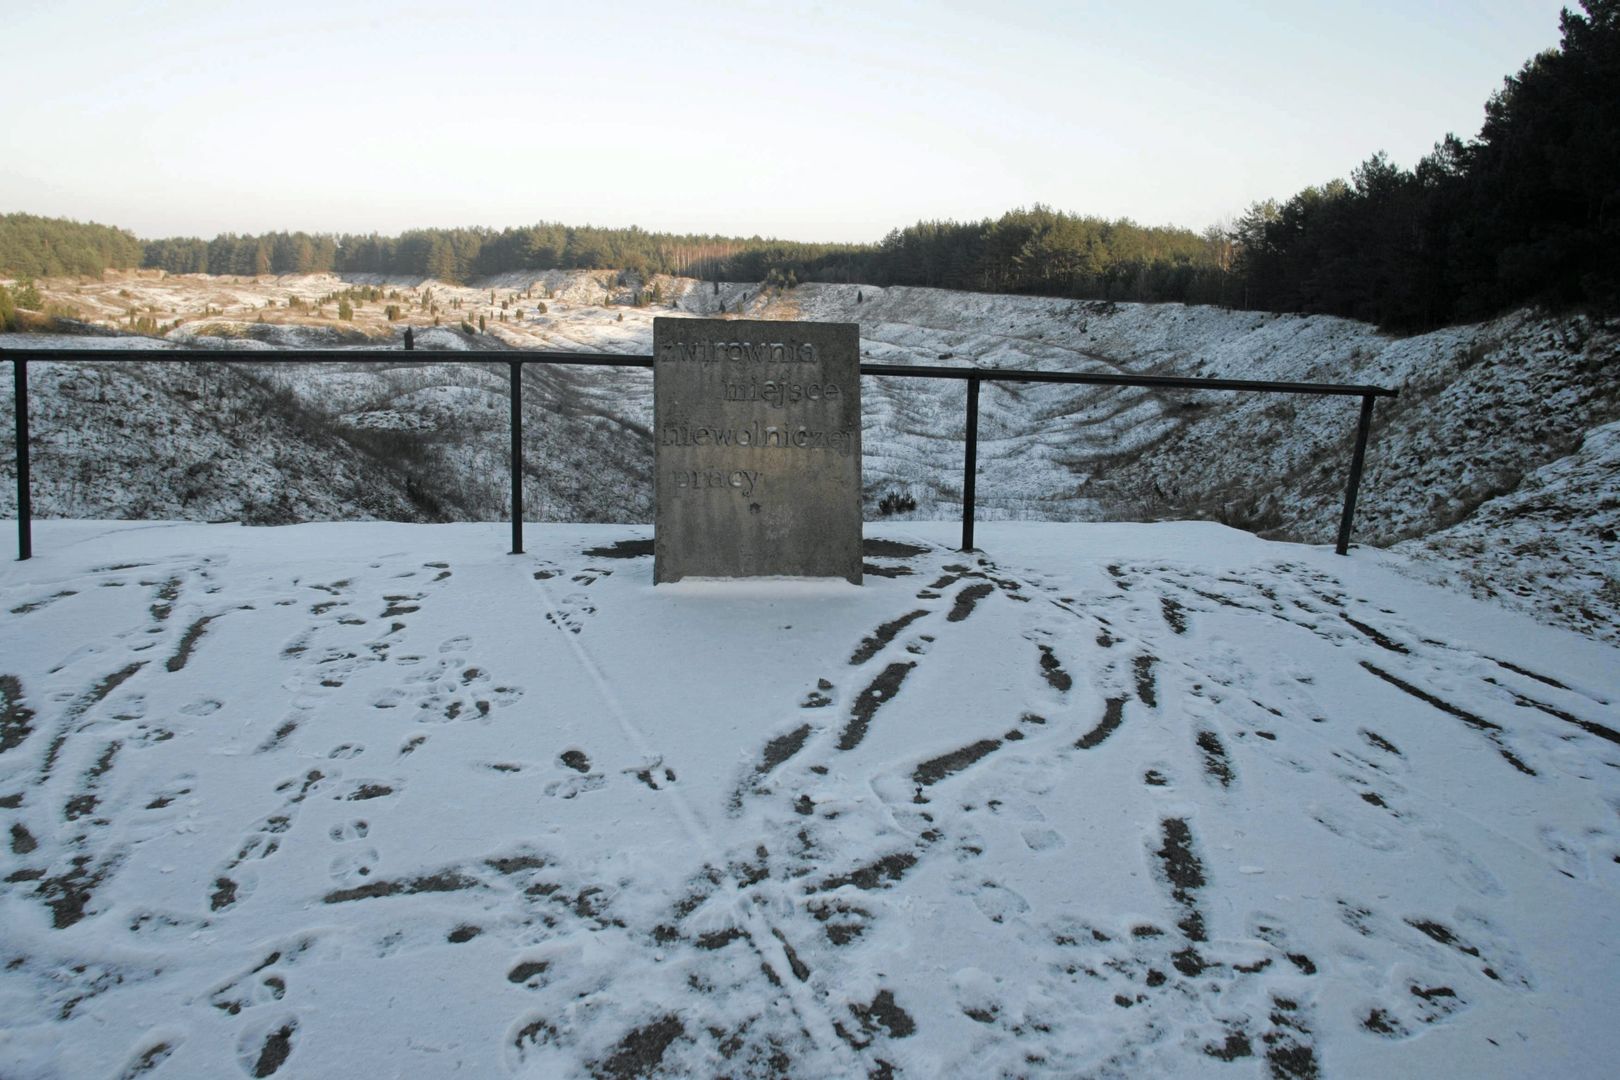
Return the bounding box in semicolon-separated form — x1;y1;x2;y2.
654;317;862;583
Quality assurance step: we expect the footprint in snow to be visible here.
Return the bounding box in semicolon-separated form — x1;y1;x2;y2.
545;773;606;799
236;1016;298;1077
969;880;1031;924
329;847;380;885
327;820;370;843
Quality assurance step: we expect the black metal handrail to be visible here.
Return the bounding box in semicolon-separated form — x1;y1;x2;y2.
3;343;1397;562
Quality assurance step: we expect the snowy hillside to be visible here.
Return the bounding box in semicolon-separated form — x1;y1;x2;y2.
3;271;1617;642
1;521;1617;1078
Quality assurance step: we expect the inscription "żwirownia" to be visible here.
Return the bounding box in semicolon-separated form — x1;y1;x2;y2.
661;338;819;364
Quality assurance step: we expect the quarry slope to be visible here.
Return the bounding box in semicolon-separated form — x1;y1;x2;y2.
2;271;1616;641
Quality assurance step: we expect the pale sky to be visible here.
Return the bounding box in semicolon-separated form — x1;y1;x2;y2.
1;0;1572;243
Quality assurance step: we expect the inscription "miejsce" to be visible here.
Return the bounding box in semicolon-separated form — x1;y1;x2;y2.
660;339;819;364
725;379;843;408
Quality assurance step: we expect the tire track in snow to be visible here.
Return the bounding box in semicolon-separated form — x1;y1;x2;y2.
526;564;867;1076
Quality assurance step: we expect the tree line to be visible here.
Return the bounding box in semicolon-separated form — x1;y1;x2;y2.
0;213;144;279
3;2;1612;332
1233;0;1618;329
6;211;1235;308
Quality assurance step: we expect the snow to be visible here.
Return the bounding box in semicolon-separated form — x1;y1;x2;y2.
2;520;1618;1078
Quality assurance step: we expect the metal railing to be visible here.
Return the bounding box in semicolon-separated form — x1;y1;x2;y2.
4;344;1397;562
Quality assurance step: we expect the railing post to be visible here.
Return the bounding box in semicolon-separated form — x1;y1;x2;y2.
961;375;980;552
12;354;30;561
509;360;524;555
1335;393;1377;556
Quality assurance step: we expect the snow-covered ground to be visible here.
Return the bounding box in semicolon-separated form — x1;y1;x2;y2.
2;521;1617;1078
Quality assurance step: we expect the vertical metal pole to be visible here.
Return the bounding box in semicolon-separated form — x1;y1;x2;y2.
961;375;980;552
12;355;30;561
509;360;524;555
1335;394;1377;556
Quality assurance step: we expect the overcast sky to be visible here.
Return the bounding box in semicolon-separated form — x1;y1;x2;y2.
1;0;1572;243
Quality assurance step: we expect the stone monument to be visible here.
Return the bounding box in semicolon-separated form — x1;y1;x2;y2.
654;317;862;583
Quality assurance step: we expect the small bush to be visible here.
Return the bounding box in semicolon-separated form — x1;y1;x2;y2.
877;490;917;516
12;277;43;310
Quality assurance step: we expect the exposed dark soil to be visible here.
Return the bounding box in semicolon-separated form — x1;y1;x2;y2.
802;679;834;708
1488;680;1620;747
862;539;929;559
10;589;77;616
1262;996;1318;1079
1360;729;1402;756
1362;1009;1404;1036
1161;597;1188;634
851;610;928;665
166;615;218;672
1037;644;1072;692
1341;614;1409;654
1133;655;1159;708
583;539;653;559
561;750;591;773
485;854;547;875
913;739;1002;787
593;1014;684;1079
819;852;918;892
1205;1030;1254;1060
756;725;812;775
324;869;480;904
257;719;298;753
1076;698;1127;750
117;1041;176;1078
38;855;115;928
851;989;916;1039
10;822;38;854
252;1021;296;1077
947;582;995;622
694;927;746;950
210;877;239;912
1156;818;1207;942
68;661;146;725
772;928;811;981
0;675;35;754
1490;657;1582;695
1361;662;1536;775
507;960;551;984
838;662;915;751
1196;731;1235;787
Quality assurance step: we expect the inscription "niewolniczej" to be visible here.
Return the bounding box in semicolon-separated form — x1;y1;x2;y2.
660;419;855;456
654;317;862;584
